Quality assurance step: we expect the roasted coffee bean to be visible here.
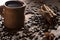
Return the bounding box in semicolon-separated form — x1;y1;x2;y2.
55;37;58;40
35;37;38;40
57;12;60;16
29;35;35;39
25;12;34;15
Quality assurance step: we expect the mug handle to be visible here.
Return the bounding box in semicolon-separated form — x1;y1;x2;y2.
0;5;4;17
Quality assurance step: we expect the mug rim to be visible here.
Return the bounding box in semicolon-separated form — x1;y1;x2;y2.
4;1;26;9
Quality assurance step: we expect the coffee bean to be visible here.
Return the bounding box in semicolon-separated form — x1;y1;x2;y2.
35;37;38;40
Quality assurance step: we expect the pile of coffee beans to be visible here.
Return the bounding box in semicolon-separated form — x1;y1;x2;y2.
0;0;59;40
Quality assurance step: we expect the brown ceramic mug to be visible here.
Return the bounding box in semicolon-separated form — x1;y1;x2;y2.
0;1;26;30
